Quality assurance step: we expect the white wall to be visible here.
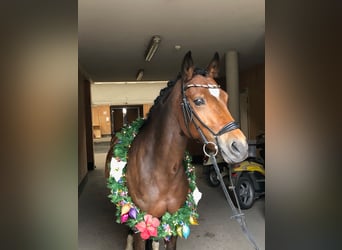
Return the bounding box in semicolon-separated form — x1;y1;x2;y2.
91;82;168;105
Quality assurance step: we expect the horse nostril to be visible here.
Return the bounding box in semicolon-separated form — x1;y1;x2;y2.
231;141;240;153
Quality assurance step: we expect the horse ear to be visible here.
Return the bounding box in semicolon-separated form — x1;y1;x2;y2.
181;51;194;82
207;52;220;78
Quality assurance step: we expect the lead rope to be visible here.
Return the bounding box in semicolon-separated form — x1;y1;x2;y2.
209;152;260;250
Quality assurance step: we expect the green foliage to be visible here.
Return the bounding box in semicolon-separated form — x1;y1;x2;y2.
106;118;200;241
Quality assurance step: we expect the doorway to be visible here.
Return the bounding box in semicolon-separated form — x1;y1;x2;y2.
110;105;143;135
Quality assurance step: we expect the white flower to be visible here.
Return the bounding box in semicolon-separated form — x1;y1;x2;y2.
110;157;127;181
193;187;202;205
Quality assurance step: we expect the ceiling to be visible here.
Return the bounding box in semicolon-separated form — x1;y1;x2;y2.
79;0;264;82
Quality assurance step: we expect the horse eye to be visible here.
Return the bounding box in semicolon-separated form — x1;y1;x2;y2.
193;98;205;106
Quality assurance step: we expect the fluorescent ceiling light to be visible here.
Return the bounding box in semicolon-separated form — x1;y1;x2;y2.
93;81;168;85
145;36;161;62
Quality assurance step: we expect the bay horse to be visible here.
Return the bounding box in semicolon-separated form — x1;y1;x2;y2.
106;51;248;250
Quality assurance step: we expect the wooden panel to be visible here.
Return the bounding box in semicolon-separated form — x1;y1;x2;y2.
91;105;111;136
239;64;265;140
93;125;101;138
98;105;111;135
143;104;152;118
91;106;99;125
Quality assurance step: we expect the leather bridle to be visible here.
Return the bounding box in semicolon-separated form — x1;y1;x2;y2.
181;78;260;250
181;79;240;157
180;76;260;250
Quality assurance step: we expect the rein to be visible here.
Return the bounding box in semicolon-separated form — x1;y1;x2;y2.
181;80;260;250
210;154;260;250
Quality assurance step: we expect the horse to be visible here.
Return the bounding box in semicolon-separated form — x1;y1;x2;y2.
106;51;248;250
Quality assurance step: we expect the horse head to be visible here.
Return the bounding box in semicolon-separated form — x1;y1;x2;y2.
180;51;248;163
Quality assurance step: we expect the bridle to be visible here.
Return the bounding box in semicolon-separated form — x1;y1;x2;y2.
180;79;240;157
180;77;260;250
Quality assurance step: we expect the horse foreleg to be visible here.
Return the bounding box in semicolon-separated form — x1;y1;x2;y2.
164;236;178;250
133;233;146;250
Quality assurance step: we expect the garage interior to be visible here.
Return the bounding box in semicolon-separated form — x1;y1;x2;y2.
78;0;264;249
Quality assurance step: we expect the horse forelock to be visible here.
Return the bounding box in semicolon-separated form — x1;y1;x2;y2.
193;67;208;77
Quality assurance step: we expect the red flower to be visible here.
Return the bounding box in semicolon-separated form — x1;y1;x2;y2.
135;214;160;239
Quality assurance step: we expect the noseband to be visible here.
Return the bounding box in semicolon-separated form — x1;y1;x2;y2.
181;80;239;156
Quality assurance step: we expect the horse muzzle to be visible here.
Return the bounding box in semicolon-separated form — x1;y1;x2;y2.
217;130;248;163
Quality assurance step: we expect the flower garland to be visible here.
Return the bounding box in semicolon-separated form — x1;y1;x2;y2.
107;117;202;241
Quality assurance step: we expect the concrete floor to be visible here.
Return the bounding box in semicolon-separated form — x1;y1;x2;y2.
79;151;265;250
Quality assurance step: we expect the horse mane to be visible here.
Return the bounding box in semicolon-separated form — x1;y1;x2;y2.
148;77;179;116
142;68;208;126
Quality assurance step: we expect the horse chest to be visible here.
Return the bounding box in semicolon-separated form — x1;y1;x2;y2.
127;169;188;217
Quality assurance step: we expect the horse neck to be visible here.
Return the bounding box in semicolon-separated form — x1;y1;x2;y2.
142;81;188;161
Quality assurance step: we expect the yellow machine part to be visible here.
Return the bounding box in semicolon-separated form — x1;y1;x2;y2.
233;161;265;175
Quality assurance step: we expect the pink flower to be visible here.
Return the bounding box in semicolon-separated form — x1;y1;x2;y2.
135;214;160;240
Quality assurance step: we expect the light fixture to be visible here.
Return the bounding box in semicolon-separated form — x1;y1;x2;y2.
145;35;161;62
93;81;168;85
136;69;144;81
